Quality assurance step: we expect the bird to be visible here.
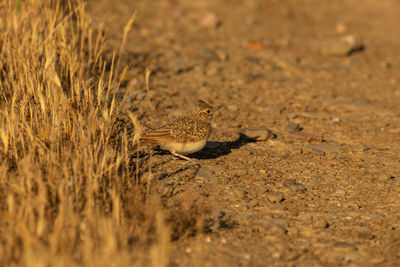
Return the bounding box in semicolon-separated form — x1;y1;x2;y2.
136;100;222;161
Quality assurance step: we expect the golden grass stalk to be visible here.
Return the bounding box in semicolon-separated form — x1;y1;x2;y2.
0;0;167;266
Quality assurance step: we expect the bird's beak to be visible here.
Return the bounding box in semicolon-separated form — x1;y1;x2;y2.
214;105;223;111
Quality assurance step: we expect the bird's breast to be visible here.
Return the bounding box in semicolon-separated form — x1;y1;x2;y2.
159;139;207;154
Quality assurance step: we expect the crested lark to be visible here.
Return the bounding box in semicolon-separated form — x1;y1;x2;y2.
137;100;222;161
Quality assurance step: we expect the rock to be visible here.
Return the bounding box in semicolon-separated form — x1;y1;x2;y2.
285;123;301;132
247;200;259;208
359;213;379;220
263;218;289;234
267;192;284;203
283;179;306;193
195;166;216;182
216;50;229;61
297;212;329;228
205;65;219;76
368;257;385;264
282;178;296;186
239;127;274;141
334;189;346;196
362;144;372;152
226;104;238;112
197;48;219;61
247;73;268;83
333;242;357;252
357;231;375;240
200;13;221;29
308;143;342;156
320;35;364;56
232;188;248;200
330;117;340;123
335;23;347;34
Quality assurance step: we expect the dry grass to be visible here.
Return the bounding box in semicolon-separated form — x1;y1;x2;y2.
0;0;178;266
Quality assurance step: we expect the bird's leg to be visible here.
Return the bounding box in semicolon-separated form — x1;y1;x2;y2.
171;151;193;161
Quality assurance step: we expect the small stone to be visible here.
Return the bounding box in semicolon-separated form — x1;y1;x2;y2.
239;127;274;141
227;104;239;112
200;13;221;29
335;189;346;196
369;257;385;264
267;192;284;203
264;218;289;234
285;123;301;132
272;252;281;259
333;242;357;252
282;178;296;186
336;23;347;34
309;143;342;156
195;166;216;181
216;50;229;61
357;231;375;240
197;48;219;61
280;150;290;158
360;213;379;220
283;179;306;193
232;188;248;200
362;144;372;152
205;65;219;76
330;117;340;123
320;35;364;56
244;254;251;260
247;200;259;208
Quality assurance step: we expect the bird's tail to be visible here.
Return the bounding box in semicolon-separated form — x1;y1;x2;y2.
132;139;154;152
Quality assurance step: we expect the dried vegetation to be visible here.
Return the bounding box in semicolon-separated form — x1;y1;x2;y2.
0;1;203;266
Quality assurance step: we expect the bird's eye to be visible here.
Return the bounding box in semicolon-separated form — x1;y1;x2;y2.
206;109;211;114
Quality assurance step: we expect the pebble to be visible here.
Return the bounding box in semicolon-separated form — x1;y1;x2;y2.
247;200;259;208
226;104;238;112
283;179;306;193
239;127;274;141
282;178;296;186
357;231;375;240
320;35;364;56
244;254;251;260
195;166;216;181
333;242;357;252
330;116;340;123
285;123;301;132
362;144;372;152
267;192;284;203
308;143;342;156
197;48;219;61
232;188;248;200
369;257;385;264
360;213;379;220
264;218;289;234
200;13;221;29
334;189;346;196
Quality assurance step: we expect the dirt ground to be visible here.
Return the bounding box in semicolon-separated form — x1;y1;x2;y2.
88;0;400;265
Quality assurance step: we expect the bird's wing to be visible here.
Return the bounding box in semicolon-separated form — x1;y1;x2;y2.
141;126;176;141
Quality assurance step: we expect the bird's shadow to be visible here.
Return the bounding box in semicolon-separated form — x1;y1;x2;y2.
188;133;267;160
139;133;274;162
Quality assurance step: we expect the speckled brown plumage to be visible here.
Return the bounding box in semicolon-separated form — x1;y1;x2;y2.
138;100;221;160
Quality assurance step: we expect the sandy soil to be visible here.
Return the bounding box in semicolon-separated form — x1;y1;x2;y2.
88;0;400;265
